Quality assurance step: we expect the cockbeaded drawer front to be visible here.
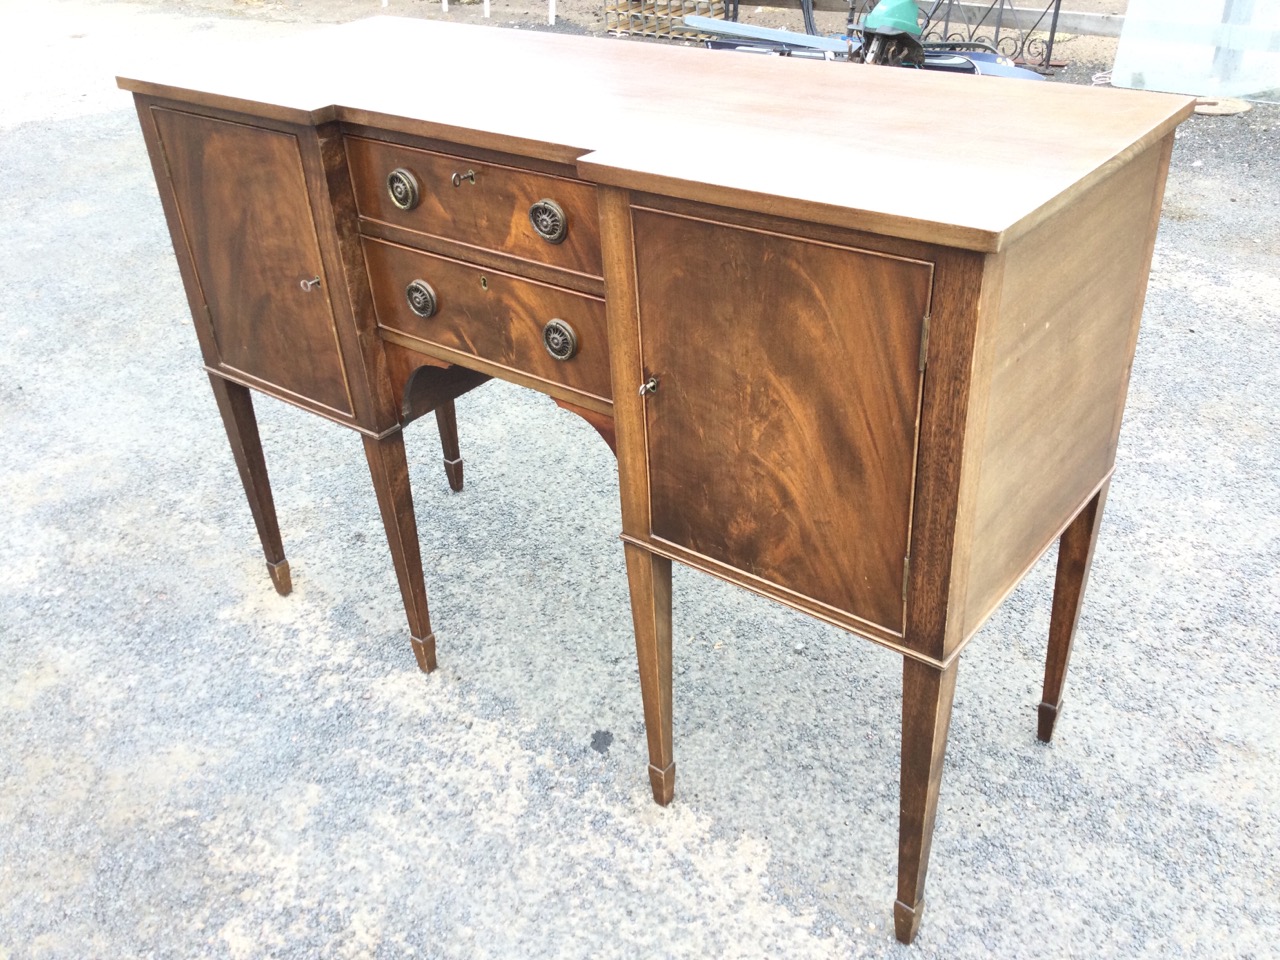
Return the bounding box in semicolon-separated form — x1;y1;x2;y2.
346;136;603;280
363;237;611;405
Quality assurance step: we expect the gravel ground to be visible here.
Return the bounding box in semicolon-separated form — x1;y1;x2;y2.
1;1;1278;958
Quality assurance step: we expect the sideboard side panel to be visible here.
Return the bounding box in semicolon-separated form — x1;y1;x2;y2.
304;123;403;431
958;138;1173;643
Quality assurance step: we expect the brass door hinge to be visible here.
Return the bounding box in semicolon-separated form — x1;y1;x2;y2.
918;313;931;372
903;554;911;603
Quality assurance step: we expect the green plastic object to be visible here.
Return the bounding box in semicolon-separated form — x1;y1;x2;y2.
863;0;922;35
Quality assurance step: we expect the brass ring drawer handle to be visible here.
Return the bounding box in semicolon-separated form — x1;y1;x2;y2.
387;168;420;210
543;319;577;361
529;199;567;244
405;279;437;318
451;169;476;187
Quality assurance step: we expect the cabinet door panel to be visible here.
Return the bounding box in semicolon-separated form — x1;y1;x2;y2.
153;108;352;415
633;208;931;634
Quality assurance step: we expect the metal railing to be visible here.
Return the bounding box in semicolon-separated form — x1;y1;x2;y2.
919;1;1066;72
849;1;1066;71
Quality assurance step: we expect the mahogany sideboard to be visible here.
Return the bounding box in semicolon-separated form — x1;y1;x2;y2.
118;19;1193;943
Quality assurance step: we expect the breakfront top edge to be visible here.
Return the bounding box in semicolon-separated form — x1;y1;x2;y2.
117;16;1195;253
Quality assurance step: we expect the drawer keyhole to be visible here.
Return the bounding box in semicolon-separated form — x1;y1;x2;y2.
451;169;476;188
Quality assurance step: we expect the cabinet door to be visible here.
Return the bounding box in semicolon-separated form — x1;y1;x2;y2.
633;208;932;635
152;108;353;416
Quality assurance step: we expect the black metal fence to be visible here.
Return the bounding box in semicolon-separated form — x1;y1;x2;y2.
851;1;1066;72
921;0;1065;72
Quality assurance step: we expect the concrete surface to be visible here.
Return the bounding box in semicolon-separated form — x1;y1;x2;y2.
1;1;1278;957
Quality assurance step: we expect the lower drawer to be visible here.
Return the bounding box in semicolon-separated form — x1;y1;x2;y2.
363;237;612;404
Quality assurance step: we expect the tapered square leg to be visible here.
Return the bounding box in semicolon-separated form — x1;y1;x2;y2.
895;657;959;945
266;558;292;595
623;543;674;806
207;375;291;596
435;399;464;493
1039;482;1109;742
363;431;436;673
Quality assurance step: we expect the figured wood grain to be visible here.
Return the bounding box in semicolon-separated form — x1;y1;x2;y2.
624;534;916;652
123;26;1191;946
959;140;1169;644
119;18;1194;252
309;121;402;431
133;98;229;384
629;191;940;266
362;238;611;404
152;107;353;415
346;136;602;279
342;123;583;180
632;206;930;634
360;219;604;298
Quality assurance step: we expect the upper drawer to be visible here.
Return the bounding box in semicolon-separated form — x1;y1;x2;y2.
346;136;603;279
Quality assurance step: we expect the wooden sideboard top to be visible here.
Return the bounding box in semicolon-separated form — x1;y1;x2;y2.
117;17;1193;251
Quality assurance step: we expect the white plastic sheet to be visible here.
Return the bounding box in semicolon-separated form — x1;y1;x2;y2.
1112;0;1280;98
